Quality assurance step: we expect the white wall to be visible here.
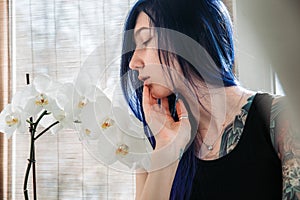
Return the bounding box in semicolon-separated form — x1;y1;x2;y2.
234;0;274;93
233;0;300;124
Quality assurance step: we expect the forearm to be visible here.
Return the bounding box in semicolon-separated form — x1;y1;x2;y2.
136;160;179;200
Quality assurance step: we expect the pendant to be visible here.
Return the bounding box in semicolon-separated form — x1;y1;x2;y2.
207;145;213;151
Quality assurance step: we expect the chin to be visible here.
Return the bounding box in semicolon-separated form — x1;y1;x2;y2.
149;84;173;99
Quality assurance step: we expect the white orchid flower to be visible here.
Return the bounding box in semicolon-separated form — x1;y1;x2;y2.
14;74;61;117
60;73;103;124
50;82;78;131
78;91;117;163
112;128;153;170
37;102;72;135
111;83;145;138
79;91;152;170
0;104;27;138
95;117;152;170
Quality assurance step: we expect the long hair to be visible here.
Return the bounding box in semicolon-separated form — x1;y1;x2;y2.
120;0;238;199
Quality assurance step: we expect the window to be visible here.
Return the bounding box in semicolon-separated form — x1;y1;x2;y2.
6;0;137;199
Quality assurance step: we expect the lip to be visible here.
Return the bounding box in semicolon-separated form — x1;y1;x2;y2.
138;75;150;83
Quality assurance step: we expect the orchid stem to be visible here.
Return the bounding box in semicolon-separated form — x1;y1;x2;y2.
34;121;59;141
34;110;48;129
23;110;59;200
23;117;36;200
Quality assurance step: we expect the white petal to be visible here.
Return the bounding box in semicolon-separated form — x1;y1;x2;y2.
95;135;118;165
55;83;75;109
85;86;105;102
111;85;145;138
46;80;62;96
38;111;61;135
0;104;20;138
80;96;112;129
74;72;93;96
79;131;117;165
33;74;52;93
114;129;153;170
17;113;28;134
24;97;43;116
12;86;36;110
112;107;145;139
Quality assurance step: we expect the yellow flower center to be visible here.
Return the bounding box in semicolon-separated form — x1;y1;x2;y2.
101;118;114;129
78;101;85;108
78;97;88;108
85;128;91;135
5;115;19;127
115;144;129;156
35;93;49;106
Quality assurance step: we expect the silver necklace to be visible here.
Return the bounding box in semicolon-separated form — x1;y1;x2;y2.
200;128;225;151
200;92;245;151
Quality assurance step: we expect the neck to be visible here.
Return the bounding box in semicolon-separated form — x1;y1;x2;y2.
176;78;255;157
198;86;246;135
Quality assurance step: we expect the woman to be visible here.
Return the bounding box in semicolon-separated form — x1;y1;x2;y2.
120;0;300;199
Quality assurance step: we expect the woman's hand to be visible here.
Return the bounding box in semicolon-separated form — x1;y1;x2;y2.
142;85;191;170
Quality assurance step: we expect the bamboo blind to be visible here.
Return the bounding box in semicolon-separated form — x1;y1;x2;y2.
7;0;137;199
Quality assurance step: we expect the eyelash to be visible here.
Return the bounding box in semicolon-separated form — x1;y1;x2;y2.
143;37;152;46
137;37;153;48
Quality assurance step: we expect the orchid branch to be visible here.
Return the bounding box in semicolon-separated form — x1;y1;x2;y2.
34;121;59;141
23;111;60;200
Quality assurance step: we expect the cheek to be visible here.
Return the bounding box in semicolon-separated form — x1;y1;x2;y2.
147;66;174;88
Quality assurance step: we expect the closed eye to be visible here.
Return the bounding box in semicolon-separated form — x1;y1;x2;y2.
142;37;153;47
136;37;154;49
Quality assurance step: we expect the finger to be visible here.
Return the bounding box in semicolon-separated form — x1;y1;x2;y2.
176;99;189;120
161;97;172;117
175;99;191;147
142;85;156;109
142;85;150;108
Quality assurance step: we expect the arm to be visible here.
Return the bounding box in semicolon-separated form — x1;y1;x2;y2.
270;96;300;200
135;86;191;200
135;169;147;200
135;160;179;200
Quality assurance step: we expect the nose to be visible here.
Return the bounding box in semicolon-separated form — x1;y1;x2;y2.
129;49;144;71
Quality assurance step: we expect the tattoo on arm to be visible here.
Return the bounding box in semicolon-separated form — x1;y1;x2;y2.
270;97;300;200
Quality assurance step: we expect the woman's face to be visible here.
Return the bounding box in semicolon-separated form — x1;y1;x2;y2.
129;12;175;99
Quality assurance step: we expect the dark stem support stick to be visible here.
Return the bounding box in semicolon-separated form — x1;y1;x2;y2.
23;117;35;200
24;73;33;200
23;161;31;200
32;138;37;200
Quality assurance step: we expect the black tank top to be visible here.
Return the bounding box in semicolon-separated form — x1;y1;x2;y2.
190;93;282;200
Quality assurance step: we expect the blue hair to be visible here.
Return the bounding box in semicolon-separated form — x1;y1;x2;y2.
120;0;238;199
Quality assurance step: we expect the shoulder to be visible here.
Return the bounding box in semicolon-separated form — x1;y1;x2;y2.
269;94;296;157
270;94;289;121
